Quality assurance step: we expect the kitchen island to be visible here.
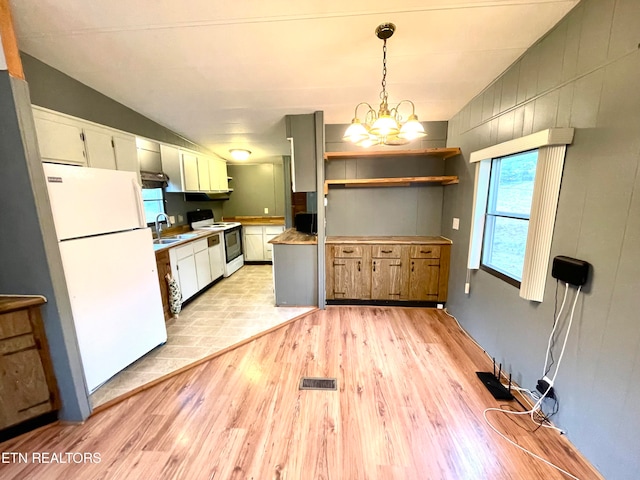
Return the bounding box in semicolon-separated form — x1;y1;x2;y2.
269;229;317;306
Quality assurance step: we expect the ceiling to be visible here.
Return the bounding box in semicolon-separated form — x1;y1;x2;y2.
10;0;579;163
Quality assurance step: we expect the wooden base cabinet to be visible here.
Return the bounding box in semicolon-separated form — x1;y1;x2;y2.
326;239;451;303
0;297;59;436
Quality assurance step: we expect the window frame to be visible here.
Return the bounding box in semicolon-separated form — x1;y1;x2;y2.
480;150;538;287
141;186;167;226
467;128;574;302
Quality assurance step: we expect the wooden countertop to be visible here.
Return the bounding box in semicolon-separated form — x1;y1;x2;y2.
224;216;285;226
326;236;452;245
0;295;46;314
269;228;317;245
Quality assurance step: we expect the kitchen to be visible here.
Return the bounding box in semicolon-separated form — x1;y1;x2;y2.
4;1;640;478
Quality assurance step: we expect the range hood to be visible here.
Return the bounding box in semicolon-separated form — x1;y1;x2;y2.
183;192;231;201
137;138;170;189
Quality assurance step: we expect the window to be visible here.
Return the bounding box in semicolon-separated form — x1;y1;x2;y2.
141;187;165;225
467;128;574;302
481;150;538;285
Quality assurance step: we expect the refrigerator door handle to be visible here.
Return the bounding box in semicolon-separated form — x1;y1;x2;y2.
132;180;146;227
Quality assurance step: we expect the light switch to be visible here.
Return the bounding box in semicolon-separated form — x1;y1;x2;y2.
264;207;269;214
169;216;176;224
178;214;184;223
452;217;460;230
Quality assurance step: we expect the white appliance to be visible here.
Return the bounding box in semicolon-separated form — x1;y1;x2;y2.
187;209;244;277
43;163;167;393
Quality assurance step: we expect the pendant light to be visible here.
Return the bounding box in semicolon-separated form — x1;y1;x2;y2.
343;23;427;147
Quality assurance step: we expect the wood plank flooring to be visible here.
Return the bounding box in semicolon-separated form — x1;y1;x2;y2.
0;307;602;479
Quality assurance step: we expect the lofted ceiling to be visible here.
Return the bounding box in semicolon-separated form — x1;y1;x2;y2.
10;0;579;163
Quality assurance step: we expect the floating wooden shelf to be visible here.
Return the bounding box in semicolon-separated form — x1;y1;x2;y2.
324;147;461;160
324;176;459;195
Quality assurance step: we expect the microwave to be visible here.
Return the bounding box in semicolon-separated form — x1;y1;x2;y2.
295;213;317;235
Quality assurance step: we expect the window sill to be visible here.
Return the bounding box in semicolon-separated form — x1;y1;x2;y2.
480;265;521;289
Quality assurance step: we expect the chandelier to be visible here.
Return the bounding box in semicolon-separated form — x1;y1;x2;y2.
343;23;427;147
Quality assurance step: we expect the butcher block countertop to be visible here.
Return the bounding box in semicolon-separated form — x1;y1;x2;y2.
0;295;46;314
224;216;285;226
269;228;317;245
326;236;452;245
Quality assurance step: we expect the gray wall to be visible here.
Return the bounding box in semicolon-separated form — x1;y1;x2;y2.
325;122;448;236
0;71;90;422
21;53;208;154
443;1;640;478
22;53;226;228
224;163;286;217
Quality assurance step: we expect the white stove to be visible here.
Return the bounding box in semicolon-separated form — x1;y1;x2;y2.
187;210;244;277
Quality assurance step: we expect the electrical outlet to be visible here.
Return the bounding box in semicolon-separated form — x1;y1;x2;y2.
536;378;555;399
169;216;176;224
452;217;460;230
264;207;269;214
178;214;184;223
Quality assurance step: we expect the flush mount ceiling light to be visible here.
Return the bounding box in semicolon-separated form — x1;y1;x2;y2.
229;149;251;161
343;23;427;147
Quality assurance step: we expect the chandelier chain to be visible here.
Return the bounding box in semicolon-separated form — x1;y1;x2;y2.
380;39;388;105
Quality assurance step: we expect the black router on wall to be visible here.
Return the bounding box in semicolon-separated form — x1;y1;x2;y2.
476;358;514;400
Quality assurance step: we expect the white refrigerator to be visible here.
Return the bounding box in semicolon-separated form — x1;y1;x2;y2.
44;163;167;393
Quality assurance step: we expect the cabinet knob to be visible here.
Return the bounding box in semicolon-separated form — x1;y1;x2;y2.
357;260;361;272
343;249;354;254
381;249;392;253
420;250;432;254
411;261;414;272
373;261;376;272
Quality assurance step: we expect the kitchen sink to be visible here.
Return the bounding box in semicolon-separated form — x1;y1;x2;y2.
153;238;181;245
175;233;198;239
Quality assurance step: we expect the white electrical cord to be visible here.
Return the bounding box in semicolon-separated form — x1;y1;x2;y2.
543;282;569;376
442;288;583;480
484;284;582;479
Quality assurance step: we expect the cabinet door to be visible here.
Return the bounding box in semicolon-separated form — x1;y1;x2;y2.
285;113;317;192
33;116;86;165
244;233;264;261
333;258;367;299
209;158;228;191
208;236;225;280
409;259;440;300
198;156;211;191
84;128;117;170
113;135;139;175
155;250;172;321
264;226;284;261
182;152;199;191
161;144;183;192
177;255;198;300
371;259;405;300
195;249;212;289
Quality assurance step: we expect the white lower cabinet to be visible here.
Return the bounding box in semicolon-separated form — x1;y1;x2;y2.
208;233;225;280
170;238;212;302
243;225;285;261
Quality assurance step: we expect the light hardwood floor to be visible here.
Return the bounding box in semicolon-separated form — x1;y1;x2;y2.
0;307;601;479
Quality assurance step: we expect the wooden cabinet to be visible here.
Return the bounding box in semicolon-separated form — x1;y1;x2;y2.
243;225;285;261
169;238;215;303
326;238;451;303
182;152;200;192
163;147;229;193
371;245;408;300
327;244;371;300
193;239;212;289
0;297;59;435
84;127;117;170
113;135;139;174
155;249;173;321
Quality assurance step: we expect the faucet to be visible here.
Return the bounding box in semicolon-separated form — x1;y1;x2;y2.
155;213;171;239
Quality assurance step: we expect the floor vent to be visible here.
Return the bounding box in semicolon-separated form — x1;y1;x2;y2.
299;377;337;391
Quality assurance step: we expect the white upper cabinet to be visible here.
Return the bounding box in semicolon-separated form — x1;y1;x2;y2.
33;113;86;165
197;156;210;191
209;158;228;192
33;107;139;177
182;152;199;192
113;135;139;174
84;127;117;170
